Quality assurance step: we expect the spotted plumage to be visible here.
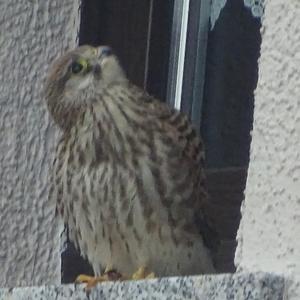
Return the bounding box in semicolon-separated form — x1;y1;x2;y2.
45;45;217;277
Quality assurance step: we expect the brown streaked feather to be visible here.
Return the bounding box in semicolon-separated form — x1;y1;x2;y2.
126;84;219;254
126;84;204;166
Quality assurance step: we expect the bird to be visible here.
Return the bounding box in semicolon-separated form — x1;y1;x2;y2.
44;45;218;286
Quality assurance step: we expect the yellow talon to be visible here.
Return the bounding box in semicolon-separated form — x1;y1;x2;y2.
75;274;95;283
146;272;155;279
75;270;124;290
132;266;155;280
75;266;155;290
132;266;146;280
75;274;107;289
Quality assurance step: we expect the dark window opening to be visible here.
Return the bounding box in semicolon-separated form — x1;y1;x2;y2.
79;0;174;101
201;1;261;272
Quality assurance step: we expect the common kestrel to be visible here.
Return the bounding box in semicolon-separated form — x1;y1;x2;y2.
45;45;217;284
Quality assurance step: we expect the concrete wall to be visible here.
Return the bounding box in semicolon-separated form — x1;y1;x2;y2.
235;0;300;298
0;0;80;287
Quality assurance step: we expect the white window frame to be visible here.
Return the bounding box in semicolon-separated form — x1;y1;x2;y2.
167;0;211;130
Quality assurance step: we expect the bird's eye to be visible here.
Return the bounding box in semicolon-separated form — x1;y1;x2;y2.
71;62;83;74
71;58;89;74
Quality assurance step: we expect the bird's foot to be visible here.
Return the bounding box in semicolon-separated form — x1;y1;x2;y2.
75;267;155;290
131;266;155;280
75;270;123;290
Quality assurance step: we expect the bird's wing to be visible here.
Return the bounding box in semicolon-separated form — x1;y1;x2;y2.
136;88;220;254
133;87;204;167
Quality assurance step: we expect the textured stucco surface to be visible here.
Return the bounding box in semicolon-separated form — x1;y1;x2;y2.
235;0;300;298
0;273;285;300
0;0;80;287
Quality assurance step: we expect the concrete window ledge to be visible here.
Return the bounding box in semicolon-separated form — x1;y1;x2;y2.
0;272;284;300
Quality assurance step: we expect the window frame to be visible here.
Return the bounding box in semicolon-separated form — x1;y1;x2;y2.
167;0;211;132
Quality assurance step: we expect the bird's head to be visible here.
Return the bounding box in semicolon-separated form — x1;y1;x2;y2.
44;45;126;130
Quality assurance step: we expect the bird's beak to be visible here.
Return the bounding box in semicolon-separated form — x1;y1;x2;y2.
93;63;101;77
88;58;101;78
91;45;114;78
